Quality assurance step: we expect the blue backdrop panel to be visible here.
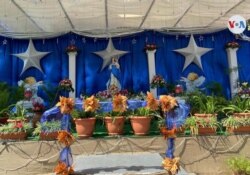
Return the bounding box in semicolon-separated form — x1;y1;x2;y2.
0;30;248;99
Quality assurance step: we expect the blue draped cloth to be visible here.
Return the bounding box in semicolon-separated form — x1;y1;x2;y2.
2;30;250;99
165;98;190;158
59;147;73;167
111;64;121;82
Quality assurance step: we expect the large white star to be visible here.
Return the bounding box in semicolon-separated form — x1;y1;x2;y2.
93;38;129;71
12;40;50;75
174;35;213;71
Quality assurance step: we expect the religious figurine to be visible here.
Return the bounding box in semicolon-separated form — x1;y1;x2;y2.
17;76;44;112
180;72;205;93
106;57;121;90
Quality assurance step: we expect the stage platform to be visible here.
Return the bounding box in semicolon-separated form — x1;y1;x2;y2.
0;135;249;175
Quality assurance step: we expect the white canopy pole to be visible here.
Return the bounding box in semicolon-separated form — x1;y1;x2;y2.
146;49;157;97
68;51;77;98
226;48;239;98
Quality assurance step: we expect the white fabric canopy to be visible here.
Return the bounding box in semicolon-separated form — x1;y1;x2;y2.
0;0;250;38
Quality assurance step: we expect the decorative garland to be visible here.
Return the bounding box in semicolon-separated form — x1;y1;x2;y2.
54;96;75;175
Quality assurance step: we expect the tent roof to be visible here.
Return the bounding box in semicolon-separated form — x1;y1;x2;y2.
0;0;250;38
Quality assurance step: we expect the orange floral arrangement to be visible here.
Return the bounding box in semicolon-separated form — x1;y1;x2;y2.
162;157;180;175
57;130;75;147
146;92;159;111
159;95;177;113
112;94;127;113
54;161;74;175
84;95;100;112
56;96;74;114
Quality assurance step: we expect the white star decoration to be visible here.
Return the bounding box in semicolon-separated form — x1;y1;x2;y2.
93;38;129;71
174;35;213;71
12;40;50;75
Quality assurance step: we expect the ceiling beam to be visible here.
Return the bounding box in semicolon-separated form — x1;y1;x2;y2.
206;0;245;27
138;0;156;29
105;0;109;31
58;0;75;30
11;0;44;32
173;0;196;27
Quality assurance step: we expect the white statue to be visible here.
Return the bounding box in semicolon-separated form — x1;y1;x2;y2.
17;77;44;110
106;57;121;90
181;72;205;93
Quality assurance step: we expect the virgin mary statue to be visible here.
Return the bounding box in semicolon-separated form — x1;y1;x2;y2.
106;57;121;90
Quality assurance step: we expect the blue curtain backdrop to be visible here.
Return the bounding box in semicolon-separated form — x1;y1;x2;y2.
0;29;249;99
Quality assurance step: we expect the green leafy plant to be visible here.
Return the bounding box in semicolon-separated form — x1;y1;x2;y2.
0;122;32;134
184;115;220;135
221;96;250;115
71;109;97;119
187;92;227;114
222;116;250;130
131;107;152;117
33;120;61;136
9;105;28;120
227;156;250;175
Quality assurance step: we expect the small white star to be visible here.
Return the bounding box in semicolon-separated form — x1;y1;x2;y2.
12;40;50;75
2;39;7;45
132;38;137;44
174;35;213;71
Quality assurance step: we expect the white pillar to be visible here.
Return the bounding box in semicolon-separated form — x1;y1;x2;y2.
226;48;239;98
146;49;157;97
67;51;77;98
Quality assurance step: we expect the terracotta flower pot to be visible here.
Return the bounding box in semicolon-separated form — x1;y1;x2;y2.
227;126;250;134
233;113;250;118
74;118;96;138
0;132;27;140
198;127;216;135
104;116;125;136
39;131;59;140
130;116;151;135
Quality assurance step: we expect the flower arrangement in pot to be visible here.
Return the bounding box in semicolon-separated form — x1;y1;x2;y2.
33;120;61;140
0;122;32;140
7;104;29;124
72;95;99;138
104;94;128;135
222;115;250;134
129;92;159;135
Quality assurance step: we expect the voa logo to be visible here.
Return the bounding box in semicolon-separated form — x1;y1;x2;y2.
228;15;246;34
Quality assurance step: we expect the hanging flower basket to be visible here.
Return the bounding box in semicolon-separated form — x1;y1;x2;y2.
65;45;78;53
144;44;157;51
225;41;240;49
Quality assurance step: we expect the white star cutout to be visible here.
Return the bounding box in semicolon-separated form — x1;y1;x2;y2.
2;39;7;45
12;40;50;75
174;35;213;71
93;38;129;71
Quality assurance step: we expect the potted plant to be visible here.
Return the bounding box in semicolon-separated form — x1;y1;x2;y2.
227;156;250;175
222;116;250;134
72;95;99;138
0;122;32;140
184;115;220;135
104;94;128;135
33;120;61;140
129;92;159;135
222;96;250;117
7;104;29;124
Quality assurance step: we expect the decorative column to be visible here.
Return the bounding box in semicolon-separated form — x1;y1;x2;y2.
67;51;77;98
226;48;239;98
146;49;157;97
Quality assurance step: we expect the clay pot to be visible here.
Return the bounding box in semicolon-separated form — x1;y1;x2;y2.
104;116;125;136
130;116;151;135
74;118;96;138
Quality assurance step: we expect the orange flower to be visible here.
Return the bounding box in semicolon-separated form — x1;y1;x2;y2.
84;95;100;112
146;92;159;111
113;94;127;113
54;161;74;175
57;130;75;146
56;96;74;114
162;157;180;175
159;95;177;113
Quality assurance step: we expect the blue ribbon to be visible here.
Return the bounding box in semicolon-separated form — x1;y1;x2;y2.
59;147;73;167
